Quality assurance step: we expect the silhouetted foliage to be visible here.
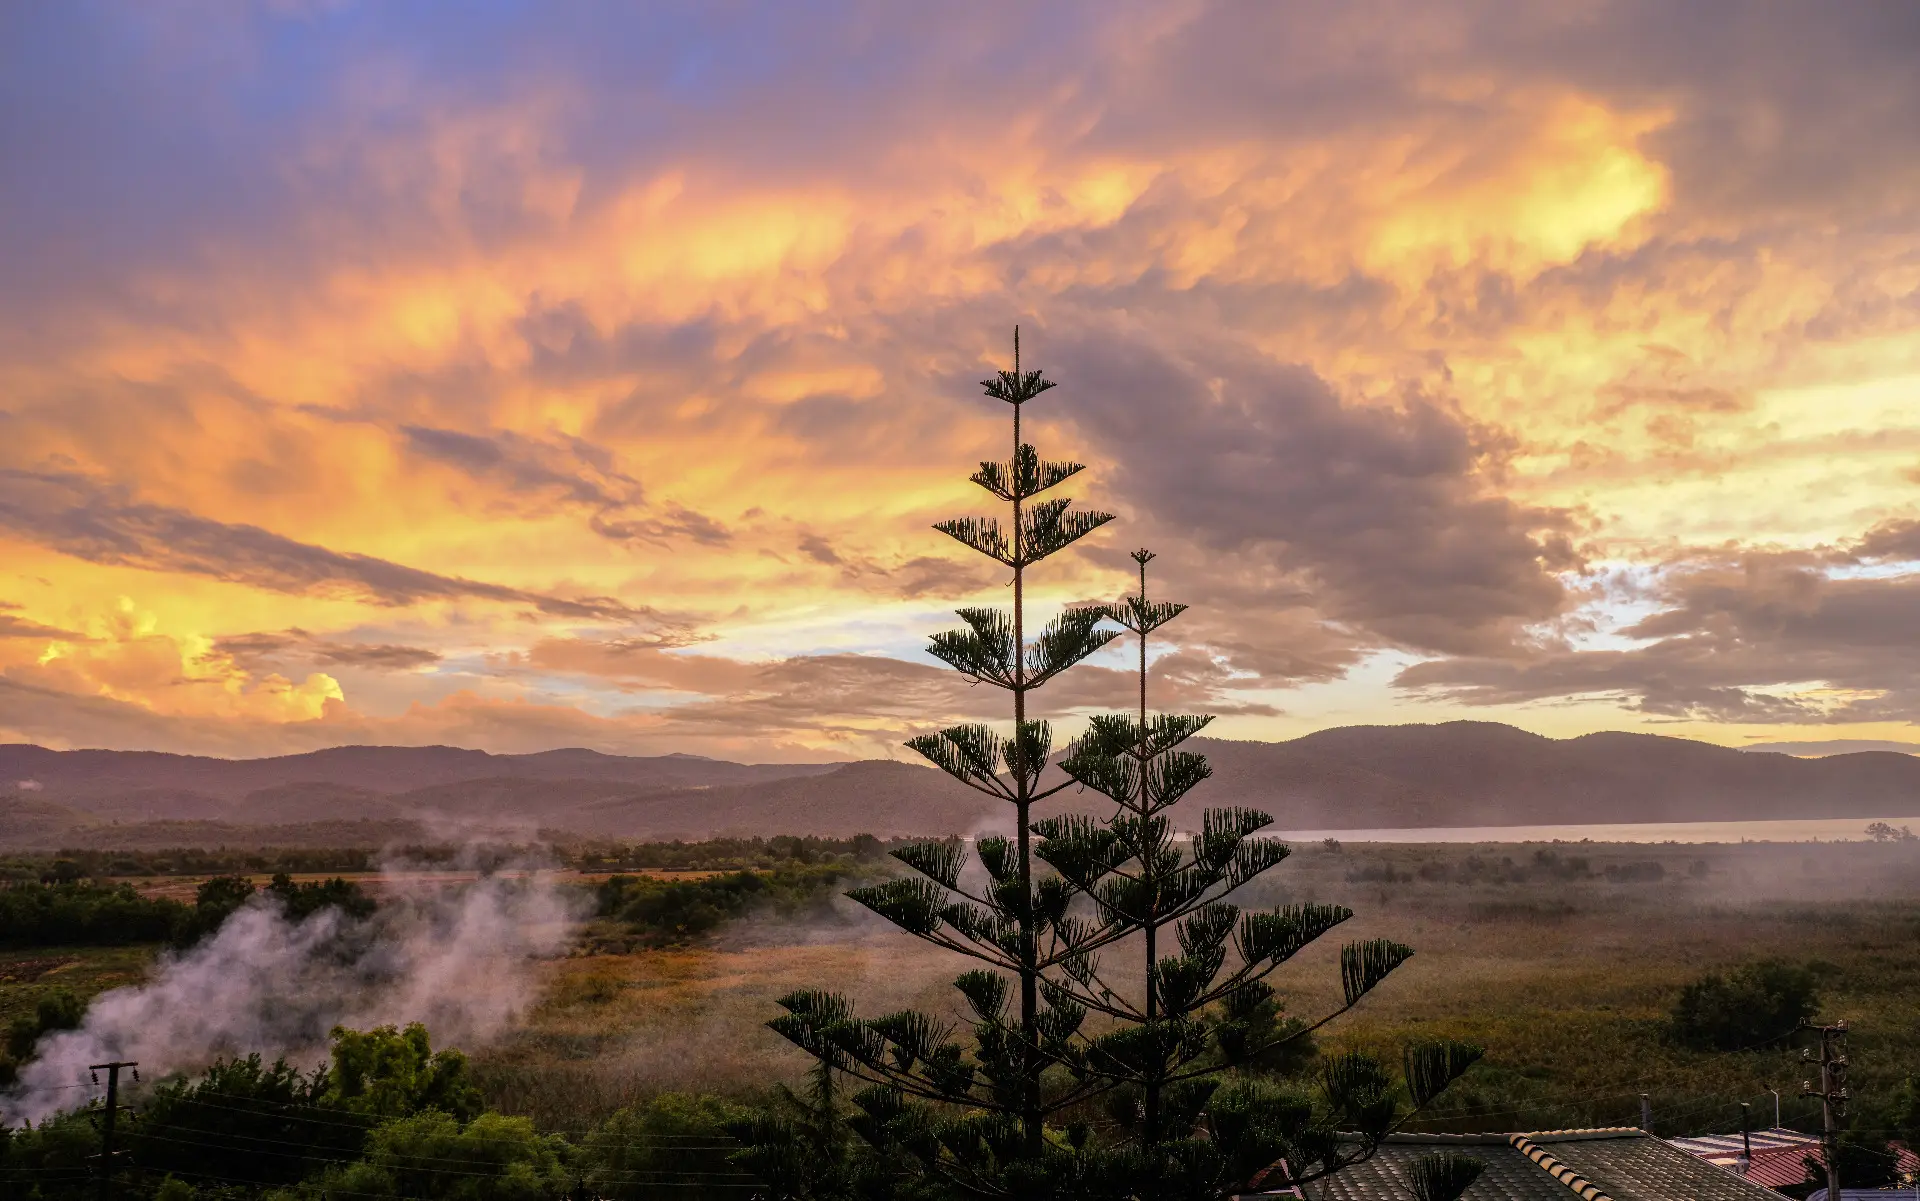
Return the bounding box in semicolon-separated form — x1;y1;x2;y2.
130;1053;364;1188
299;1109;571;1200
0;988;86;1084
169;873;375;946
571;835;896;872
580;1093;752;1200
0;1023;483;1200
265;873;377;922
1669;960;1821;1050
1807;1131;1903;1190
590;865;853;948
1406;1152;1486;1201
0;882;187;948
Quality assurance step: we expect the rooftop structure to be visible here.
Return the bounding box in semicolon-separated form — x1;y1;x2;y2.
1668;1129;1918;1191
1293;1129;1789;1201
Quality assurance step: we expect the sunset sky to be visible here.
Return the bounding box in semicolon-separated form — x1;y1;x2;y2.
3;2;1920;762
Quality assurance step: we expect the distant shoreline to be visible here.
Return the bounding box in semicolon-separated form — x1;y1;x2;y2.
1264;814;1916;844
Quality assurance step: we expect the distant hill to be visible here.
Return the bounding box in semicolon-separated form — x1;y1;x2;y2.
0;743;833;802
1184;724;1920;828
568;760;995;839
5;722;1920;846
1741;738;1920;757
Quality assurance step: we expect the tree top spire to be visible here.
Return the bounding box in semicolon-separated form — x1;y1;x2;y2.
983;325;1056;405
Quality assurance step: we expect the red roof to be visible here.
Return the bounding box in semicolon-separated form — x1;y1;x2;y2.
1740;1142;1919;1189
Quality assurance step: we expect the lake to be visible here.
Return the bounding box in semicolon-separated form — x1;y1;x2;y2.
1271;814;1917;844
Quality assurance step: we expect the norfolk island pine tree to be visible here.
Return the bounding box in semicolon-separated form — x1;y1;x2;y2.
754;330;1482;1200
1040;550;1483;1196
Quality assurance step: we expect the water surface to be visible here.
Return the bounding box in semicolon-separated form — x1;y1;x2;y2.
1273;814;1916;844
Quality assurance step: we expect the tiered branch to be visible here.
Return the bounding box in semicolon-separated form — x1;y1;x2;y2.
761;330;1483;1201
773;329;1120;1185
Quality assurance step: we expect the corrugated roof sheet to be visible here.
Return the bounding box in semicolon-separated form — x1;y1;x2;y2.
1667;1131;1919;1189
1301;1131;1784;1201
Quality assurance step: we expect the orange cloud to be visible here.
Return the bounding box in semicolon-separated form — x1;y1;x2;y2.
3;2;1919;757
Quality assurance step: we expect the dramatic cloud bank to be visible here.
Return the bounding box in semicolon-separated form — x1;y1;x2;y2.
2;1;1918;757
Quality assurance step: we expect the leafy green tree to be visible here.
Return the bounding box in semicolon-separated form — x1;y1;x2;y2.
296;1110;570;1200
320;1023;484;1122
0;882;187;948
0;1106;99;1199
1891;1075;1920;1144
592;866;851;948
580;1093;752;1200
152;1176;198;1201
171;875;260;946
1669;960;1820;1050
264;874;376;922
129;1053;364;1189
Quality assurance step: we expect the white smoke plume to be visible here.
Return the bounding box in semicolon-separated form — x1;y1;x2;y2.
2;866;584;1127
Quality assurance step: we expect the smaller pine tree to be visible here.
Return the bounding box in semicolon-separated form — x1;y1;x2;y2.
1027;550;1481;1197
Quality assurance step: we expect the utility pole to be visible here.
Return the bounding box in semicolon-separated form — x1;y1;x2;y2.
1802;1022;1849;1201
89;1060;138;1201
1740;1102;1753;1176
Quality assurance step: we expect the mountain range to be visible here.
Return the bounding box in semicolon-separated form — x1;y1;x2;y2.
4;722;1918;848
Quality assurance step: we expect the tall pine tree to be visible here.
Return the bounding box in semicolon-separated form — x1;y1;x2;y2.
792;328;1122;1183
761;330;1481;1200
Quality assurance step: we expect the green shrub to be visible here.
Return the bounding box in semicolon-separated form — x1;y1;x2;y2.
322;1023;484;1122
1669;959;1821;1050
1;1024;485;1197
592;866;850;946
5;988;86;1060
306;1110;570;1200
265;873;377;922
577;1093;749;1199
131;1053;365;1188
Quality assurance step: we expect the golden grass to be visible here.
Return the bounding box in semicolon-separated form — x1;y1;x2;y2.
8;839;1914;1139
473;840;1920;1133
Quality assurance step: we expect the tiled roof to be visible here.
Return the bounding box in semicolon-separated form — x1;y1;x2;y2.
1302;1130;1785;1201
1542;1130;1784;1201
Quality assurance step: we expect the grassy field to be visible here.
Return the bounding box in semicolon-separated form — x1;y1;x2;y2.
5;838;1917;1143
0;944;155;1028
467;838;1920;1136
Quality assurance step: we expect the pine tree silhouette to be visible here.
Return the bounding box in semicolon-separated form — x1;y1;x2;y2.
759;328;1483;1200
